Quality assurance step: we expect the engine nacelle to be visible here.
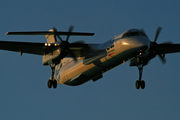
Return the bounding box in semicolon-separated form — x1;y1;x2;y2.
43;53;61;65
43;50;68;65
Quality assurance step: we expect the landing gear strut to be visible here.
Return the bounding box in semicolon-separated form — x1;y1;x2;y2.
135;64;145;89
47;64;57;89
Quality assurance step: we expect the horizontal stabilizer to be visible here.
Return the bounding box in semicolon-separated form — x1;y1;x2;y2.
5;31;95;36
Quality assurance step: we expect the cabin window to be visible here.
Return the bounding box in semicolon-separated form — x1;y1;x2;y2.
107;44;114;50
111;44;114;48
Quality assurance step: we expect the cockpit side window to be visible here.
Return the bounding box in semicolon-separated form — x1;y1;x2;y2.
129;32;139;36
122;33;129;38
139;32;147;36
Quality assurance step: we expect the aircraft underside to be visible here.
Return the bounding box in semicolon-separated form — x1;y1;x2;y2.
60;45;148;86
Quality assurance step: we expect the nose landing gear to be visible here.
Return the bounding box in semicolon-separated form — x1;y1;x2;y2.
135;64;145;89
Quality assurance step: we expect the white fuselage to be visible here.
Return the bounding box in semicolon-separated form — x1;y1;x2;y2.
54;30;151;86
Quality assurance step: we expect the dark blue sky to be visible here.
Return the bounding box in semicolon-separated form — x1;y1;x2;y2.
1;0;180;120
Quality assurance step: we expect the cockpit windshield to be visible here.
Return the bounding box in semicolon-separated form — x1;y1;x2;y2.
122;31;147;38
139;32;147;36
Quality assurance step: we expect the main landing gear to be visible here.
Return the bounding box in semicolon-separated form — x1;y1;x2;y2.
48;79;57;88
135;64;145;89
47;64;57;89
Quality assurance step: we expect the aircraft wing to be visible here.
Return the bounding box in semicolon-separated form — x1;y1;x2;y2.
0;41;89;57
0;41;50;55
2;29;94;56
157;43;180;54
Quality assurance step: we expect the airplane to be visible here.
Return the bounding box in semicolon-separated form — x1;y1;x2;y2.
1;26;180;89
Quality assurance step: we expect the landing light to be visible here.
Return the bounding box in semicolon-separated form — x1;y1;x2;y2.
122;42;129;45
45;43;52;46
54;44;59;46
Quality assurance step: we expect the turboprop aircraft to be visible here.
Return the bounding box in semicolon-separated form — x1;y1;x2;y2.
1;26;180;89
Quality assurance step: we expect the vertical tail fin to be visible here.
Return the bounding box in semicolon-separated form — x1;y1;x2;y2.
45;28;57;43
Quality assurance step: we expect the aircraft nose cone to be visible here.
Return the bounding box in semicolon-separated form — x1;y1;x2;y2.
133;38;150;52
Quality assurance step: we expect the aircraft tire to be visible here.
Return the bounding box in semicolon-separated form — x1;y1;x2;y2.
135;80;145;89
47;80;53;88
52;80;57;89
140;80;145;89
135;80;140;89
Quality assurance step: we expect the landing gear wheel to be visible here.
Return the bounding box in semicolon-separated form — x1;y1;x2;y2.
47;80;57;89
52;80;57;89
47;80;53;88
140;80;145;89
135;80;140;89
135;80;145;89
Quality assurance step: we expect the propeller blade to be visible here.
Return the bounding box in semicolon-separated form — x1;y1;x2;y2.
53;26;89;62
68;25;74;32
154;26;162;42
57;35;63;42
157;53;166;64
52;28;63;42
66;25;74;42
155;47;166;64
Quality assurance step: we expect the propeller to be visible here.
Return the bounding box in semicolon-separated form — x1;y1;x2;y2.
150;26;166;64
154;27;162;42
54;26;86;61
